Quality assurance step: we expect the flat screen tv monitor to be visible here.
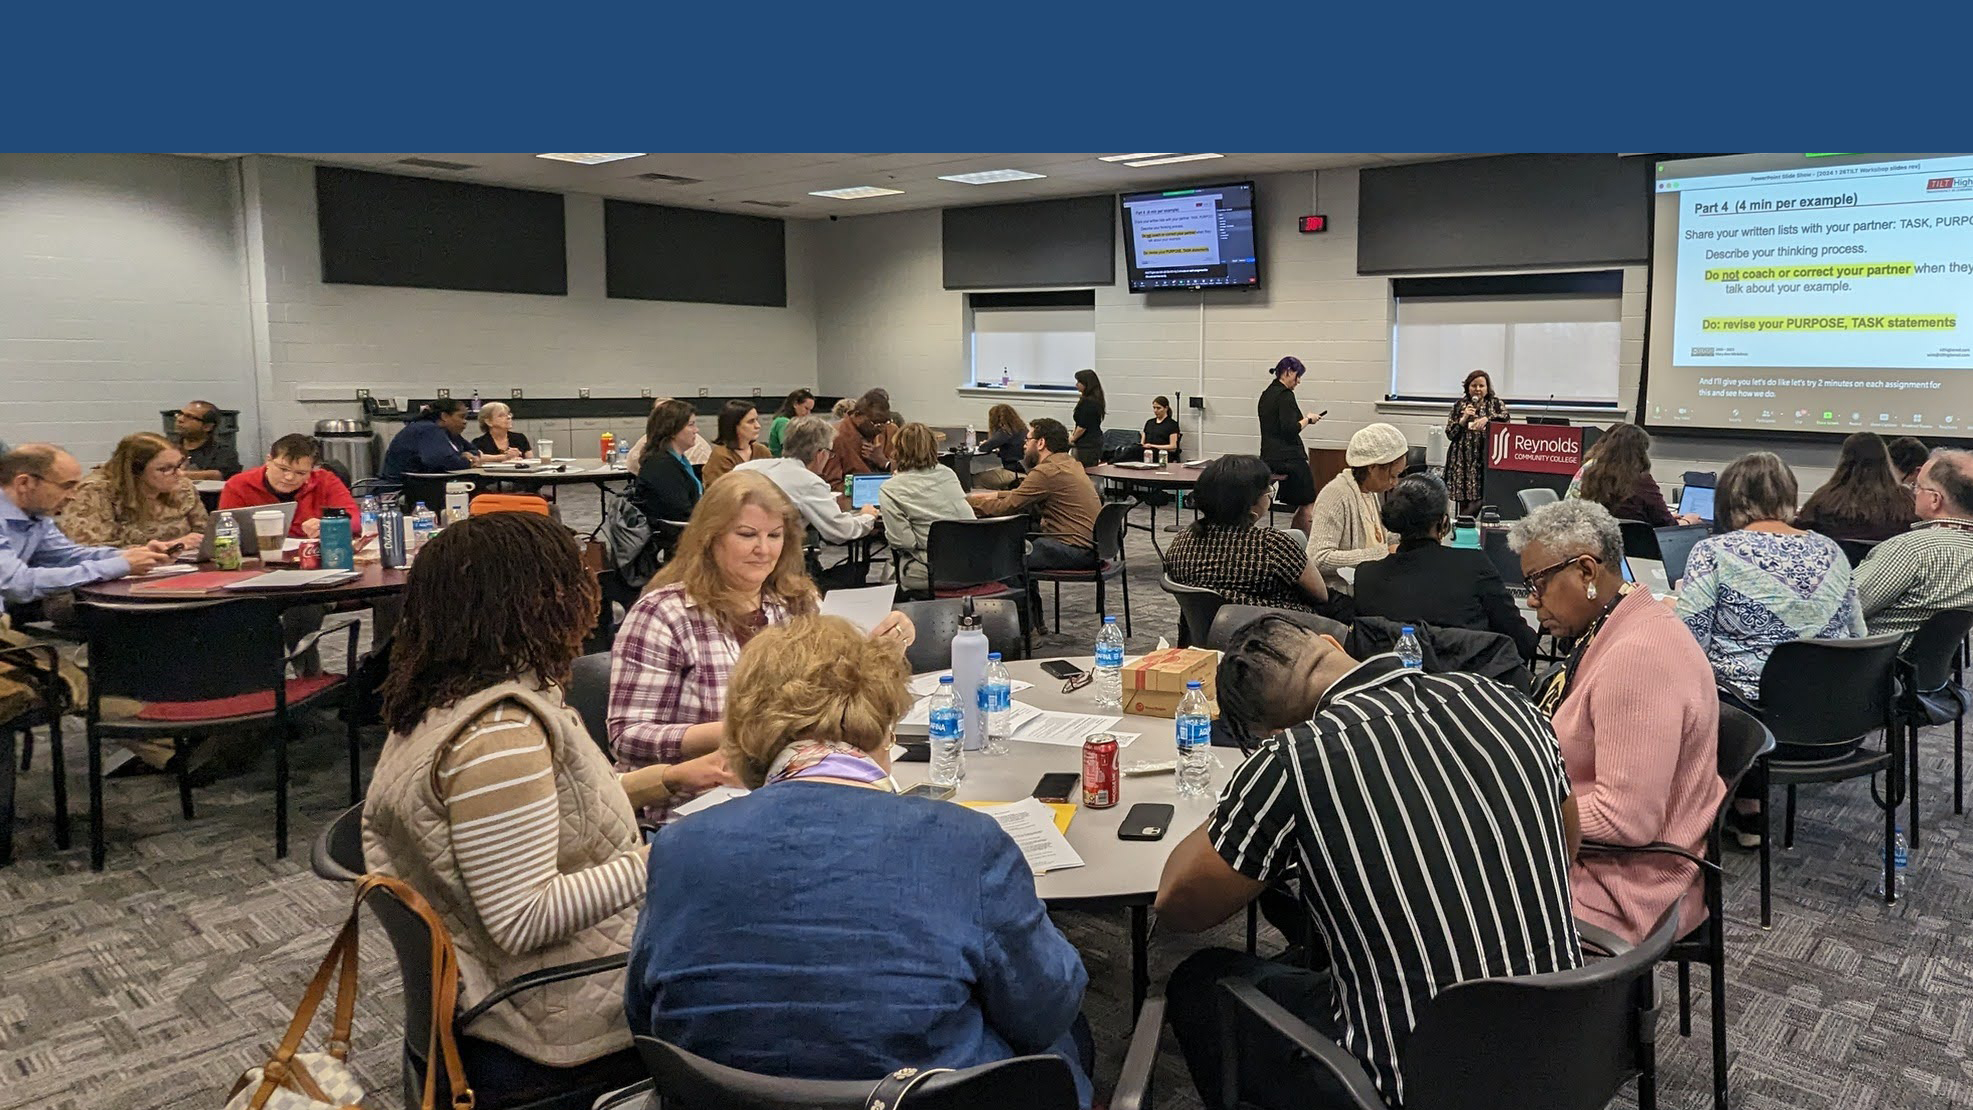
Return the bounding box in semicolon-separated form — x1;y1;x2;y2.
1120;181;1261;292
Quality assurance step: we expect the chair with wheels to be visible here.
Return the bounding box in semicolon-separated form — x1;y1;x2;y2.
312;802;636;1110
891;599;1025;672
1579;702;1773;1110
1893;607;1973;842
1735;633;1904;924
1029;501;1133;637
1517;487;1559;514
1101;428;1144;464
568;652;614;755
1160;575;1228;649
77;598;361;870
1218;910;1680;1110
925;516;1033;654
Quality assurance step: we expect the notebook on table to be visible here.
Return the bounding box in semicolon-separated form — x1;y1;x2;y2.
131;571;264;595
220;569;360;590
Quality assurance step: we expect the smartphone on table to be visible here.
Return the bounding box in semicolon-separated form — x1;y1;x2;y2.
902;782;954;801
1040;660;1086;680
1032;773;1080;804
1118;803;1176;841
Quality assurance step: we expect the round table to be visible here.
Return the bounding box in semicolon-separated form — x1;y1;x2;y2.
1084;465;1202;550
893;655;1233;1008
408;463;634;514
77;560;410;608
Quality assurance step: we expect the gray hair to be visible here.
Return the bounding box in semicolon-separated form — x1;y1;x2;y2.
1927;449;1973;516
1508;498;1623;566
476;400;511;430
780;414;837;463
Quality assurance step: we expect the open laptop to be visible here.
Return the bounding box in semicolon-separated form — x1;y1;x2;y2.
848;472;892;509
1623;556;1674;597
1651;524;1710;585
1676;483;1715;523
188;503;298;561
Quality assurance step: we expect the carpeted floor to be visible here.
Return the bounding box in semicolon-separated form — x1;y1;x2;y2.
3;495;1970;1109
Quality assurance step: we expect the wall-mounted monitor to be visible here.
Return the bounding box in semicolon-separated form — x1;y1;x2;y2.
1120;181;1261;292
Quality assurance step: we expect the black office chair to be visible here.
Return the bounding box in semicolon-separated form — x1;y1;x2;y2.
1206;605;1349;653
1029;501;1133;636
1894;608;1973;842
891;599;1025;673
399;473;473;515
925;516;1032;654
1738;633;1905;924
1517;487;1559;514
313;805;635;1110
598;1005;1166;1110
1101;428;1143;463
77;599;361;869
1580;702;1773;1110
1835;538;1879;569
1160;574;1228;649
568;652;614;755
0;640;70;865
1219;910;1680;1110
1616;519;1661;562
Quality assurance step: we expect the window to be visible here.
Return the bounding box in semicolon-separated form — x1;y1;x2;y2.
1388;272;1622;405
966;291;1096;389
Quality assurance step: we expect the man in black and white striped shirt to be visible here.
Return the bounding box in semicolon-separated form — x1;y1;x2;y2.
1856;449;1973;642
1157;615;1582;1109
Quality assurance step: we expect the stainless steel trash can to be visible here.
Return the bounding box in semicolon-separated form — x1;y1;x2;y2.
315;420;378;485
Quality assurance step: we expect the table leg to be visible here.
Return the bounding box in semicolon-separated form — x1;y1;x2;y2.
1130;904;1149;1013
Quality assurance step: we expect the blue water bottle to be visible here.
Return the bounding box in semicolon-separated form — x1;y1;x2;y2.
318;507;354;570
378;505;406;569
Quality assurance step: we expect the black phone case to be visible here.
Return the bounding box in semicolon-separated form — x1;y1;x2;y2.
1117;803;1176;841
1033;773;1080;802
1040;660;1086;679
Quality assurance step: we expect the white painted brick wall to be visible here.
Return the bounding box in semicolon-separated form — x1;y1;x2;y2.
0;153;257;463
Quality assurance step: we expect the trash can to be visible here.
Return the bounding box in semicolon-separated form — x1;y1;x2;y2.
315;420;379;485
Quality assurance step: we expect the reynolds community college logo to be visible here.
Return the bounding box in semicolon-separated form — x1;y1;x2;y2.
1489;423;1586;476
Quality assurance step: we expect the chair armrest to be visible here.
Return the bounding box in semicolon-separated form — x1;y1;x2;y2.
0;641;60;677
458;952;631;1030
1575;920;1634;958
1217;980;1383;1110
1577;838;1718;875
590;1078;656;1110
1109;997;1164;1110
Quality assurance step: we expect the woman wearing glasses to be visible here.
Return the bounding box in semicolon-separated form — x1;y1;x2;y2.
58;432;207;549
1508;498;1724;945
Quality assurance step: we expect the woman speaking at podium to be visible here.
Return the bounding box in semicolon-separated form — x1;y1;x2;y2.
1445;369;1509;517
1258;356;1324;536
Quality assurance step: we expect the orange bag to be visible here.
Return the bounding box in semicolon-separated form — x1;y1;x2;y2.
467;494;551;517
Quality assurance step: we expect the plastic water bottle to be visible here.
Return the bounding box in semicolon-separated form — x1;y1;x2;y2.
1000;367;1011;388
965;425;978;452
212;512;242;570
1176;680;1213;799
1396;625;1424;670
358;496;380;539
443;481;472;525
409;502;438;560
929;676;964;787
1094;615;1124;709
951;598;989;752
469;388;482;416
1876;825;1910;897
982;652;1012;756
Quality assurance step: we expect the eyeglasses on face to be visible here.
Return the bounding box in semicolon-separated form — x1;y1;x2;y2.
1523;554;1596;600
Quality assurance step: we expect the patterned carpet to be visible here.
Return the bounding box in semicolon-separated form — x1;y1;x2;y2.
4;497;1970;1110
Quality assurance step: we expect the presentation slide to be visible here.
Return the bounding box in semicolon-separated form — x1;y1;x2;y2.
1643;153;1973;437
1127;195;1225;269
1119;181;1260;291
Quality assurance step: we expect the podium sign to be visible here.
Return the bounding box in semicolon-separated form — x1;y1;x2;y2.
1482;422;1600;517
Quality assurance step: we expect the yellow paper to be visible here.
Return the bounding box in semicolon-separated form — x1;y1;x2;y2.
962;800;1075;835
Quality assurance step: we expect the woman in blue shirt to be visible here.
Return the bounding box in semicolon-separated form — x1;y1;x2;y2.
625;615;1093;1105
379;398;482;487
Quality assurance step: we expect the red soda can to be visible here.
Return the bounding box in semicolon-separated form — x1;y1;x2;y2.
1082;733;1119;808
298;539;321;569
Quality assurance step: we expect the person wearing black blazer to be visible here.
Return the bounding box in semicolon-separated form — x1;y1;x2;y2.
1352;472;1539;659
633;398;705;525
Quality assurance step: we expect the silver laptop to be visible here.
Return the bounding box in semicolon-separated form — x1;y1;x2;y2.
189;503;299;561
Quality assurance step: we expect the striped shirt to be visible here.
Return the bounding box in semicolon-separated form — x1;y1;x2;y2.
1209;656;1581;1107
435;700;646;955
1854;519;1973;641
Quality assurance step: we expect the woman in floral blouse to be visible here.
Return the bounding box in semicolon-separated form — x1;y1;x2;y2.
60;433;207;549
1444;369;1508;516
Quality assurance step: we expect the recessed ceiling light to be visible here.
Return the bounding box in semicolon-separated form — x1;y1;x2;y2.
807;186;906;200
535;153;646;165
938;169;1048;185
1099;153;1175;163
1124;153;1226;167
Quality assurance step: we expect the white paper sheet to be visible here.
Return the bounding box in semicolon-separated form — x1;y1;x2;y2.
1011;707;1125;747
673;785;750;817
902;698;1045;731
221;569;359;590
907;671;1034;697
973;797;1085;874
818;584;897;633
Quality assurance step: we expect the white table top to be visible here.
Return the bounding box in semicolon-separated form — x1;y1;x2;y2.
891;656;1231;904
408;463;633;484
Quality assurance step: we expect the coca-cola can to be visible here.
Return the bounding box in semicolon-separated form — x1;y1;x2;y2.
1082;733;1119;809
298;538;321;569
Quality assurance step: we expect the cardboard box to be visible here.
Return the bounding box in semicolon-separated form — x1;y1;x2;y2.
1122;647;1218;719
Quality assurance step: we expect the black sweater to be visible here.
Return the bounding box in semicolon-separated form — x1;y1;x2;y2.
1257;380;1305;463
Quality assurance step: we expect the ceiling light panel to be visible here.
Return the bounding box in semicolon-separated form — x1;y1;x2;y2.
807;186;906;199
1099;153;1175;162
937;169;1048;185
1124;153;1225;167
536;153;646;165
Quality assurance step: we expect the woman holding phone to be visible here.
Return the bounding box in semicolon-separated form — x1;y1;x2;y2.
1257;356;1323;536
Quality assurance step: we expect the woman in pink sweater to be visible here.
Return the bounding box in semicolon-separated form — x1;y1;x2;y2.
1511;499;1725;944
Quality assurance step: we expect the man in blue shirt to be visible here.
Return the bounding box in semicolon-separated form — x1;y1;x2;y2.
1;444;171;607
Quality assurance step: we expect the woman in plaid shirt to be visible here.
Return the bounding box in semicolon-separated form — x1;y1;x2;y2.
608;471;916;824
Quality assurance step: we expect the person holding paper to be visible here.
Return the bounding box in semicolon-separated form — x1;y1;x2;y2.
609;472;914;825
625;614;1095;1107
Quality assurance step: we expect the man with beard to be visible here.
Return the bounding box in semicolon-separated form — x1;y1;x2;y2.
965;418;1100;572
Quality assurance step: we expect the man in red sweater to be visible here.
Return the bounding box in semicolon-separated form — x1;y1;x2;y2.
218;433;358;538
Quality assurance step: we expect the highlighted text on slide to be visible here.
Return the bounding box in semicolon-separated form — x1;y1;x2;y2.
1700;315;1958;332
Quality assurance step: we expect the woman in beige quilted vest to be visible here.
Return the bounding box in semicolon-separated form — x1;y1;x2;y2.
363;512;732;1102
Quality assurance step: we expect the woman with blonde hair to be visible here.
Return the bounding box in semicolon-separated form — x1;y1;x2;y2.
607;471;914;823
60;432;207;548
469;401;531;459
880;422;974;592
625;615;1094;1106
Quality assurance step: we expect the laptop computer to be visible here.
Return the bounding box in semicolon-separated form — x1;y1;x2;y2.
189;503;298;561
848;472;892;509
1676;484;1715;522
1482;526;1528;594
1624;556;1673;597
1651;523;1710;585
